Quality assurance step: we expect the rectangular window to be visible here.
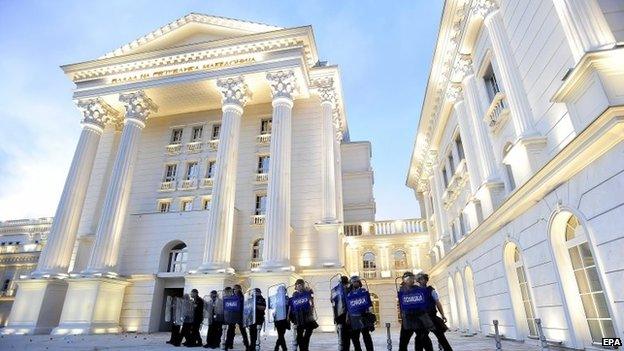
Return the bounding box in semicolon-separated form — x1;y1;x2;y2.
191;126;203;142
170;128;183;144
257;156;270;174
185;162;198;180
164;164;177;182
158;201;170;213
459;213;468;236
206;160;216;178
181;199;193;212
441;166;449;188
455;135;465;161
260;119;272;134
202;198;211;210
211;124;221;140
483;64;500;102
255;194;267;215
448;153;455;175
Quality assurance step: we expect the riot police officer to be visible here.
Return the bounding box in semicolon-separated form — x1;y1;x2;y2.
332;275;351;351
204;290;223;349
347;276;375;351
289;279;318;351
225;285;250;350
398;272;435;351
418;273;452;351
247;288;266;351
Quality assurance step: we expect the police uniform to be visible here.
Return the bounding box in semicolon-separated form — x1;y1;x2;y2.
398;284;435;351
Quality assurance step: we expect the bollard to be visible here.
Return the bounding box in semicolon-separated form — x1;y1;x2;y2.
535;318;549;350
493;320;502;351
385;323;392;351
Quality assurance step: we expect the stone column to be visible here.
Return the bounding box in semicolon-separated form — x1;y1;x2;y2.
430;163;447;241
552;0;615;62
473;1;537;139
314;78;338;222
446;84;482;194
198;77;251;273
83;91;157;275
260;71;297;271
33;99;119;277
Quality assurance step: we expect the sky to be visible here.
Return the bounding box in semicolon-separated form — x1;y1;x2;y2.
0;0;443;221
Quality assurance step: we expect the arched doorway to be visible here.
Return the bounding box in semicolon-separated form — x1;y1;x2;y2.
503;242;537;339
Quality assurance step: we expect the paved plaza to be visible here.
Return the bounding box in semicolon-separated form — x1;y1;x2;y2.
0;330;542;350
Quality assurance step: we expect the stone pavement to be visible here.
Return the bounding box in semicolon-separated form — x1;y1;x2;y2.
0;330;541;350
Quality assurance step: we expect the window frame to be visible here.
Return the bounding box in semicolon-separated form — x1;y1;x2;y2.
170;128;184;144
191;125;204;142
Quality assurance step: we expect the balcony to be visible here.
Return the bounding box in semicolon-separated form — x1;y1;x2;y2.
200;177;214;188
250;214;266;226
442;160;468;209
256;134;271;145
207;139;219;152
186;141;203;153
179;179;197;191
159;181;176;192
166;143;182;155
0;243;43;254
255;173;268;183
484;92;510;133
250;260;262;270
362;270;377;279
0;289;16;297
344;218;428;237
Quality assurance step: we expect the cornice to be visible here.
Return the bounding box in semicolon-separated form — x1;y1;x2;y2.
62;26;318;82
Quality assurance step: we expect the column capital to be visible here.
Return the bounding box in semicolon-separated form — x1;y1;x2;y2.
76;98;120;131
119;91;158;126
332;108;345;141
453;54;474;81
471;0;498;19
267;70;298;101
311;77;336;105
217;76;252;108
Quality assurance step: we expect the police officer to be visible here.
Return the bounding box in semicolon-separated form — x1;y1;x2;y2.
204;290;223;349
271;285;290;351
290;279;318;351
185;289;204;347
398;272;435;351
225;285;250;350
332;276;351;351
247;288;266;351
418;273;452;351
348;276;375;351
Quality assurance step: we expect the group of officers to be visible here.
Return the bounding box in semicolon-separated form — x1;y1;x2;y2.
164;272;453;351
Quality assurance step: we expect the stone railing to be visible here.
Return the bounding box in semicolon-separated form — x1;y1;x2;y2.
485;92;510;132
0;289;16;297
250;215;266;226
179;179;197;190
256;134;271;145
442;159;468;209
200;178;214;188
186;141;203;153
255;173;268;183
362;270;378;279
0;243;43;254
166;143;182;155
344;218;427;237
159;181;176;192
207;139;219;152
0;218;52;228
250;261;262;270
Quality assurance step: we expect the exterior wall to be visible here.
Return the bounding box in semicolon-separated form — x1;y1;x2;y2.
341;142;375;222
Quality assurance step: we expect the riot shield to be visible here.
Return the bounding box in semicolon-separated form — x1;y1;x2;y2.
213;293;224;324
223;294;242;325
165;296;172;323
243;289;257;327
290;290;314;326
268;284;288;322
203;295;213;325
398;285;429;330
182;297;194;324
174;297;185;326
346;288;373;330
330;283;346;320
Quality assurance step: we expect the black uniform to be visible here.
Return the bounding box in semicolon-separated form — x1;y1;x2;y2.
347;287;374;351
205;297;223;349
398;285;435;351
289;289;318;351
333;284;351;351
422;286;452;351
225;292;250;350
185;296;204;347
248;294;266;350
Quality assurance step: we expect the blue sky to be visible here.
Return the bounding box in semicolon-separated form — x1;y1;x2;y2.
0;0;442;221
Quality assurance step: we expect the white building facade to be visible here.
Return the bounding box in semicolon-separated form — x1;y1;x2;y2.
407;0;624;349
2;13;431;335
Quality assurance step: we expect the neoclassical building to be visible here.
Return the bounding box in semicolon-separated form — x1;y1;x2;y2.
407;0;624;349
3;13;430;335
0;218;51;326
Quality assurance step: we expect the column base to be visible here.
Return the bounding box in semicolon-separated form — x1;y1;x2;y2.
314;222;343;267
52;277;130;335
184;273;237;295
2;278;68;335
475;181;506;218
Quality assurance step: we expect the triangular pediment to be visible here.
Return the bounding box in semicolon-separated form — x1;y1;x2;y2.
101;13;282;58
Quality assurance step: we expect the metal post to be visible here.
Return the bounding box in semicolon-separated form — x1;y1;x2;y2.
535;318;549;349
386;322;392;351
493;320;502;351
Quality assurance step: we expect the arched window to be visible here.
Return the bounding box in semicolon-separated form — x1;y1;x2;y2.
362;252;377;279
394;250;408;270
447;276;459;329
454;272;469;332
504;243;537;338
562;215;615;342
370;293;380;326
167;243;188;273
464;266;481;333
252;239;263;261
